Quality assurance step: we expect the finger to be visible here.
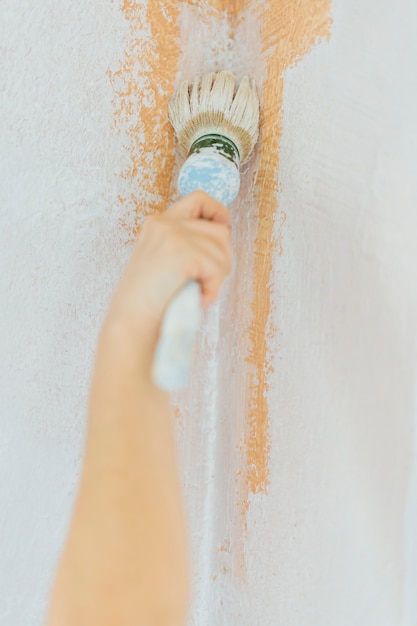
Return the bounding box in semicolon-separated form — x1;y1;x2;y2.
187;234;232;278
188;222;232;278
137;215;232;276
178;230;231;288
167;190;231;227
185;218;232;249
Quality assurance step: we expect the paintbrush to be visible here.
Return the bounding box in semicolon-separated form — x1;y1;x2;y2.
152;71;260;390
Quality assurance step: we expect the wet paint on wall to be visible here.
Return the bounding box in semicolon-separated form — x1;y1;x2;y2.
110;0;331;595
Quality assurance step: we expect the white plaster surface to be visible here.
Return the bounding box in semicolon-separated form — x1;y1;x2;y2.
1;1;417;625
251;2;417;622
1;1;129;623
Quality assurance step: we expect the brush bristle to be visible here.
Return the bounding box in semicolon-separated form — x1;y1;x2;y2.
168;71;260;164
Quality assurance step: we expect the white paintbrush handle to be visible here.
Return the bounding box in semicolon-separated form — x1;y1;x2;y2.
152;150;240;391
152;280;202;391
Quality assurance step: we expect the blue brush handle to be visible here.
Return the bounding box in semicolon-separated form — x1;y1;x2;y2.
152;151;240;391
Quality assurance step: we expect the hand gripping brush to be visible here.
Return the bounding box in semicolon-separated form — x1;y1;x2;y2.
152;71;260;391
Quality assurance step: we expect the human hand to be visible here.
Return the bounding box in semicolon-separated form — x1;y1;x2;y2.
103;191;232;356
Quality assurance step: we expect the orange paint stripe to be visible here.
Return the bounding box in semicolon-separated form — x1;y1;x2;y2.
110;0;229;239
109;1;182;238
242;0;332;504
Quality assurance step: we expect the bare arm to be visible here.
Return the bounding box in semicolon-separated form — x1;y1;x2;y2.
46;191;232;626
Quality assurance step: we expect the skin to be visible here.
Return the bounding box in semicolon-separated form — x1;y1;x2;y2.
46;191;232;626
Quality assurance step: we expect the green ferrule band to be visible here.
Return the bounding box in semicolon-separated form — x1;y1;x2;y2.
189;134;240;166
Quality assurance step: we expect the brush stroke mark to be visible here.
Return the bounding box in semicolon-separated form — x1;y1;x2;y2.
109;0;181;239
238;0;332;544
109;0;229;239
228;0;331;581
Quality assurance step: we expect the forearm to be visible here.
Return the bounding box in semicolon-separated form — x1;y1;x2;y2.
47;319;190;626
47;192;231;626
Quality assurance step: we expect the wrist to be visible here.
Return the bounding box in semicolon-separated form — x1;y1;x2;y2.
99;312;159;380
88;315;169;430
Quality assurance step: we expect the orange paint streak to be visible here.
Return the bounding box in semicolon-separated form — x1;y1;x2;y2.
110;0;230;239
241;0;332;510
109;1;182;238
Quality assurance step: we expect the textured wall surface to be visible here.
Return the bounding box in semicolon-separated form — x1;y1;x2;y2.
1;1;417;625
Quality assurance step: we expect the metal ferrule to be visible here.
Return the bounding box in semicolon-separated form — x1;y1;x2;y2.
188;134;240;169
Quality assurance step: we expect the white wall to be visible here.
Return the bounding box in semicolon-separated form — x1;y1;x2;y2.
1;2;128;623
257;3;417;623
1;1;417;625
